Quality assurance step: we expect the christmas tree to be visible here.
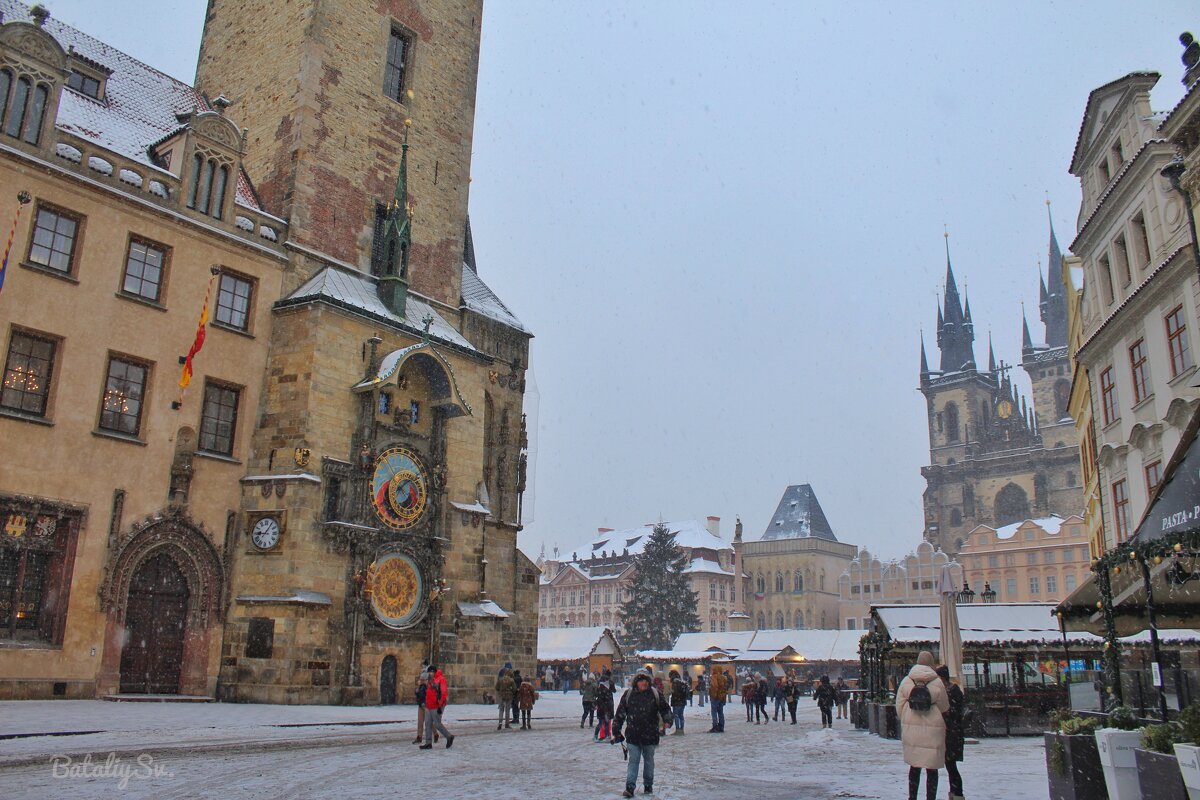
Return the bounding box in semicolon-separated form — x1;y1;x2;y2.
618;523;700;651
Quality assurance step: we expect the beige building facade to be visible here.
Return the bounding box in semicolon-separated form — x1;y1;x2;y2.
1068;71;1200;552
538;518;740;635
957;515;1091;604
836;542;962;632
739;485;856;631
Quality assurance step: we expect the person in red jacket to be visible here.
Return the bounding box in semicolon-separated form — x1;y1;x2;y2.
420;664;455;749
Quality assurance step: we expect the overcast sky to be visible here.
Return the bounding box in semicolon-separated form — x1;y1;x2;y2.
46;1;1197;562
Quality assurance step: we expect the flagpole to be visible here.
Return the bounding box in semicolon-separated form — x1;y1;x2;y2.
173;266;221;409
0;191;33;300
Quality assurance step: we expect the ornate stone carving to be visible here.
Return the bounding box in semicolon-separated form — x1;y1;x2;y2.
0;23;68;71
191;112;243;153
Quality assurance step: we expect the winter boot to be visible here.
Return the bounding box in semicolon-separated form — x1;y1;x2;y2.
419;744;432;750
497;723;503;730
643;787;652;794
622;786;635;798
505;723;512;729
445;734;455;749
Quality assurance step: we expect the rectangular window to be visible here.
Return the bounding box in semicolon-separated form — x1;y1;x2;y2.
1005;554;1016;567
1065;573;1077;592
987;555;999;568
98;356;148;437
846;619;857;631
1146;461;1163;495
1005;578;1018;598
592;589;599;604
718;583;726;601
1113;236;1131;286
1132;213;1151;271
1113;479;1131;542
245;618;274;659
1029;576;1040;595
1166;305;1192;378
66;70;101;99
214;272;253;332
1100;367;1118;425
1046;574;1058;594
2;330;55;416
1027;552;1038;565
383;28;412;102
199;381;239;456
0;509;77;643
121;239;167;302
27;205;80;274
1043;550;1055;564
719;621;726;632
1098;254;1115;305
1129;339;1149;404
709;582;716;600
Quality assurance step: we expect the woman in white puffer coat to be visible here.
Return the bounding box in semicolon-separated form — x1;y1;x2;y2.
896;650;950;800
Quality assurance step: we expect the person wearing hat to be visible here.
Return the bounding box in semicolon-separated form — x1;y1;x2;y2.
420;663;455;750
707;666;728;733
413;670;437;745
613;669;671;798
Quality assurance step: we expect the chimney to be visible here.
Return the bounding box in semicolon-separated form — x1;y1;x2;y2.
706;516;720;537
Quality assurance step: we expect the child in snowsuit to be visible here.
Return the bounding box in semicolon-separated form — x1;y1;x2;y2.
517;677;538;730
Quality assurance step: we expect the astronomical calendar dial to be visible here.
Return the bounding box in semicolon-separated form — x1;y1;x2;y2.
371;446;429;530
368;553;424;628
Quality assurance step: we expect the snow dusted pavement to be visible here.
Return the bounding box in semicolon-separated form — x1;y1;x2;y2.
0;694;1050;799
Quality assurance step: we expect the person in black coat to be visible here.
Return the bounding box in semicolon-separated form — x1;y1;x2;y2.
936;665;966;800
813;675;837;728
613;671;672;798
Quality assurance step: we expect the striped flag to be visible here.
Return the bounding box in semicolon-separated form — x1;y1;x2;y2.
0;191;33;299
178;272;218;399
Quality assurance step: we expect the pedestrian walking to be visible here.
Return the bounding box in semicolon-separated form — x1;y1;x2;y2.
897;651;949;800
937;665;967;800
707;666;727;732
783;675;799;724
697;672;708;708
772;677;785;721
813;675;837;728
754;674;770;724
510;668;523;726
594;676;615;740
420;664;455;749
613;670;672;798
835;676;849;719
412;670;438;745
517;675;538;730
668;669;688;734
495;664;516;730
741;675;756;722
581;671;598;728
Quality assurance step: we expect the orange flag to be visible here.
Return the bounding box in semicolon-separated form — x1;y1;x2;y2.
179;273;216;395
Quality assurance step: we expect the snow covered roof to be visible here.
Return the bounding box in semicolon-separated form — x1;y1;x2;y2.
637;649;732;661
684;557;733;576
236;590;332;606
461;263;526;333
874;603;1084;644
761;485;837;541
991;514;1069;540
571;519;728;561
0;0;264;212
458;600;509;619
537;626;623;662
281;267;475;352
672;631;756;655
655;630;860;663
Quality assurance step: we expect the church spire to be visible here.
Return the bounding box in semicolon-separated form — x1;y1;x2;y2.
1021;307;1034;356
920;332;931;382
1041;199;1068;348
937;229;976;373
377;122;414;316
988;333;997;373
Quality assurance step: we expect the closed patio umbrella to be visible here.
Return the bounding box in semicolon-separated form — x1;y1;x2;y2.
938;563;964;689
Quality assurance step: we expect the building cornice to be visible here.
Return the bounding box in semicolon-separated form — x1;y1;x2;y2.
1070;139;1175;253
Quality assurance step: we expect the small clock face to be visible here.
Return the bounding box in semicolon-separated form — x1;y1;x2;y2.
251;516;281;550
997;400;1014;419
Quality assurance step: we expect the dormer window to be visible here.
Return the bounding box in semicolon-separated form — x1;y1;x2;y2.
188;153;230;220
66;69;101;100
0;68;50;145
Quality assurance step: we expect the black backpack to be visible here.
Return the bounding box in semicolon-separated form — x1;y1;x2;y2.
908;679;933;712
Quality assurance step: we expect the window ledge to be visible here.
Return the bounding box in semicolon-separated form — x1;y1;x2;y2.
1131;395;1156;412
1102;417;1122;434
1168;365;1198;387
210;321;255;340
92;428;147;446
0;640;62;650
115;292;168;312
19;261;79;284
0;408;53;426
196;449;242;465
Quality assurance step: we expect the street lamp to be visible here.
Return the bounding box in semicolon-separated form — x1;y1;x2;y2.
957;582;976;604
981;582;997;603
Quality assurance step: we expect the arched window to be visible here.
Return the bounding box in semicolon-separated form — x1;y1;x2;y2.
775;572;783;593
0;70;11;130
22;83;48;145
950;508;963;526
794;610;803;628
188;155;231;219
5;76;30;138
944;402;960;442
211;165;229;220
994;482;1031;526
756;574;765;594
775;611;784;630
756;612;765;630
820;570;826;591
793;570;803;592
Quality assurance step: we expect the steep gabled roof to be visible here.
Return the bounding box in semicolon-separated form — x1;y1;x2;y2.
761;485;836;541
0;0;265;211
1069;72;1159;175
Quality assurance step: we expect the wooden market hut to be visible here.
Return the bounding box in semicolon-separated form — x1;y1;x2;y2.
537;626;624;687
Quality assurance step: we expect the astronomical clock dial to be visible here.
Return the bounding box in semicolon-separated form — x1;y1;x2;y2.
371;447;429;530
996;399;1014;420
250;515;282;550
368;552;425;629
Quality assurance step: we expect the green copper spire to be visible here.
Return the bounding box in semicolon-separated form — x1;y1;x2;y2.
378;124;413;317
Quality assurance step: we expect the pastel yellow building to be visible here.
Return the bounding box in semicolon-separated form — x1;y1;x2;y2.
957;515;1091;603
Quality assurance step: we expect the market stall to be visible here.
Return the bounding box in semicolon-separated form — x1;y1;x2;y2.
537;626;624;688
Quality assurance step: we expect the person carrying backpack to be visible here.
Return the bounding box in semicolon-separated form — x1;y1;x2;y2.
897;651;949;800
613;669;672;798
668;669;688;734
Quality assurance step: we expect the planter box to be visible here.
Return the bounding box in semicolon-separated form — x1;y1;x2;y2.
1045;732;1109;800
1174;744;1200;800
884;704;900;740
1134;748;1187;800
1095;728;1142;800
868;702;880;735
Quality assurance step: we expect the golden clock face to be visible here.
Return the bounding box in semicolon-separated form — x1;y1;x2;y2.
368;553;424;628
371;447;429;530
997;400;1014;419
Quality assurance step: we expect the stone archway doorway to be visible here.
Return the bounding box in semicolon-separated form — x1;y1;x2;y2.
380;655;398;705
120;553;189;694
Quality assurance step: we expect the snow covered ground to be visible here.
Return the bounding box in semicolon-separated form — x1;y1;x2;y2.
0;693;1050;798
